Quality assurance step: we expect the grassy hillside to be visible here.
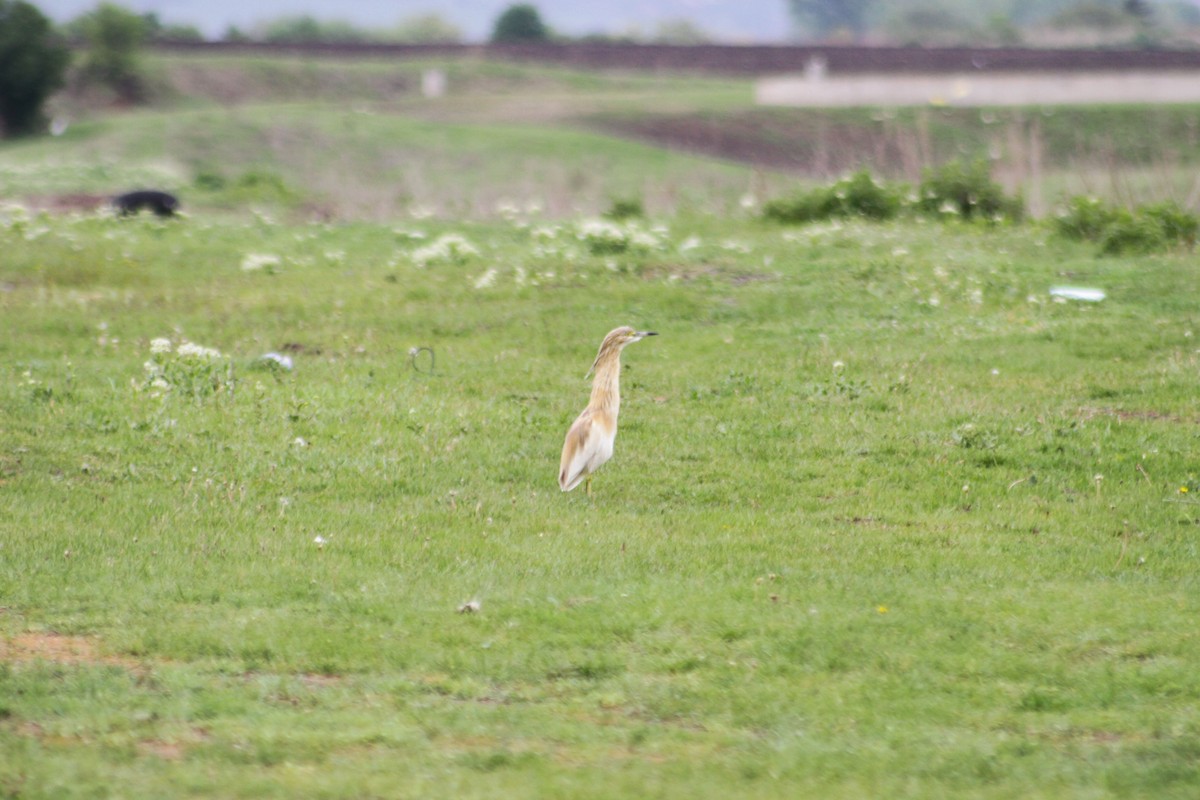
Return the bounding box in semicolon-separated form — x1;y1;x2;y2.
16;52;1198;221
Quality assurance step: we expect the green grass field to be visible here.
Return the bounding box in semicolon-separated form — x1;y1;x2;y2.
2;53;1200;799
3;207;1199;798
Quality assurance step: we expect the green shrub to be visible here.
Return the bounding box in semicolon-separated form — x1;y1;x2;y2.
831;170;904;220
603;196;644;220
193;170;227;191
1054;196;1197;254
1141;201;1199;248
763;169;904;224
762;189;829;224
1099;212;1169;255
228;169;301;204
917;159;1023;222
1053;195;1121;241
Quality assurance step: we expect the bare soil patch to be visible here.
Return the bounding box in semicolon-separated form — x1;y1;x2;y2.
586;110;918;176
0;632;140;669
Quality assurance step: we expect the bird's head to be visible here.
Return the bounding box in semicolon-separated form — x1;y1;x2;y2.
588;326;657;376
610;326;657;346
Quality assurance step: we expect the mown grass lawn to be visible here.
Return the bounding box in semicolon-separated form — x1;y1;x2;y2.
1;199;1198;798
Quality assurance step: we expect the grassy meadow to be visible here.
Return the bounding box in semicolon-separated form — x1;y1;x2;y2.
2;53;1200;798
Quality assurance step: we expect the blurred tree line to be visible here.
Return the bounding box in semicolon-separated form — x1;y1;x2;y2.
5;0;1200;138
787;0;1200;45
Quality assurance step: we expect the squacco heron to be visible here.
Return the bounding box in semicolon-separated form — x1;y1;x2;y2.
559;326;657;495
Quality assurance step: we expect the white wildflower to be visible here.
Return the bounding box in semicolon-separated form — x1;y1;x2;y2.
473;267;498;289
575;218;665;255
176;341;223;360
150;337;172;354
576;219;626;253
412;233;479;267
241;253;282;272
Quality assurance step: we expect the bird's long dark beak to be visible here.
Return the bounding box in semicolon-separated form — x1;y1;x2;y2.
640;331;658;337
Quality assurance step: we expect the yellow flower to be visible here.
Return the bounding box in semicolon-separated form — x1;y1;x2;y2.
876;605;889;614
1181;486;1189;494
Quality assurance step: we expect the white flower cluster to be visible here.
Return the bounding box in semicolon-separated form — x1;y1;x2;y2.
140;337;230;400
0;201;30;228
411;233;480;267
241;253;282;273
473;267;499;289
575;219;667;256
175;341;224;360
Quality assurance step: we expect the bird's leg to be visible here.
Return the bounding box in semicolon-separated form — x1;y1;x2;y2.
586;476;593;497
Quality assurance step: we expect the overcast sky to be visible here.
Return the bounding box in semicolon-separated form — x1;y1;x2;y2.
31;0;791;42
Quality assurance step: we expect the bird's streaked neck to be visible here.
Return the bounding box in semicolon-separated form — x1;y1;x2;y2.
589;350;623;417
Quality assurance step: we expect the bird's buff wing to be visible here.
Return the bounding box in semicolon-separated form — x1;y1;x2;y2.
559;410;595;491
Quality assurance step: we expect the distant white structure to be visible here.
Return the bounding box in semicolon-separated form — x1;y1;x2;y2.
757;70;1200;107
804;55;827;82
421;68;447;99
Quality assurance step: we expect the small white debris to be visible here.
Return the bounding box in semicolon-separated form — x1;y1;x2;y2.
457;599;482;614
313;535;327;549
1049;286;1105;302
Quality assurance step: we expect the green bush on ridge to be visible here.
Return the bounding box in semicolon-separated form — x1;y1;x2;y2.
916;159;1024;222
765;163;1197;256
764;161;1022;225
1054;196;1198;255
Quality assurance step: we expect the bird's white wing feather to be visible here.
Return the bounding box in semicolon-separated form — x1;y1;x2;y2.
559;411;596;491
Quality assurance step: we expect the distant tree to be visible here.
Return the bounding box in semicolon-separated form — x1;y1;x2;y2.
141;13;204;42
259;15;369;44
392;13;462;43
884;5;978;45
491;4;550;42
983;13;1023;45
0;0;70;136
653;18;712;44
788;0;876;40
1050;1;1133;30
1124;0;1153;21
222;25;251;43
75;3;150;102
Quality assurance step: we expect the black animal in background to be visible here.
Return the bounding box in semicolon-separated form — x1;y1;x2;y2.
113;190;180;217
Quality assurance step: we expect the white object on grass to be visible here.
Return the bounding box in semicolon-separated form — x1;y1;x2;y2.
260;352;294;370
1050;286;1106;302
